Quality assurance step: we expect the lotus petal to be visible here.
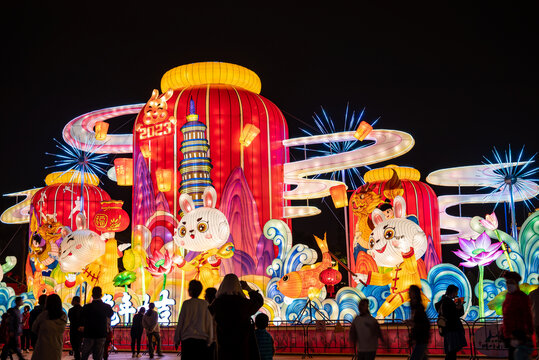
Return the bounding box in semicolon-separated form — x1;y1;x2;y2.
458;238;476;255
475;232;492;250
453;249;471;260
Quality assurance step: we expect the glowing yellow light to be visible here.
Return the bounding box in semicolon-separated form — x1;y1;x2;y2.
330;184;348;208
156;169;172;192
114;158;133;186
140;143;151;158
239;124;260;147
364;165;421;182
354;121;373;141
94;121;109;141
45;170;99;186
161;62;262;94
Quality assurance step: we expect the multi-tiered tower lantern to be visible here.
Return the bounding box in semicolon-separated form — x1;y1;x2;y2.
179;100;212;208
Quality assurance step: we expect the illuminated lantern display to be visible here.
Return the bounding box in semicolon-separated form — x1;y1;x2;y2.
156;169;173;193
114;158;133;186
353;120;373;141
93;200;130;232
329;184;348;208
239;123;261;147
132;62;289;229
31;171;111;233
319;267;342;297
348;165;441;274
27;171;110;292
94;121;109;141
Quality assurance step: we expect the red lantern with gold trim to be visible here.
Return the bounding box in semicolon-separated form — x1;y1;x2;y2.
319;267;342;297
93;200;130;232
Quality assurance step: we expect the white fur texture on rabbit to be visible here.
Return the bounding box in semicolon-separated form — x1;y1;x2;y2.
366;195;427;268
59;213;105;273
175;187;230;252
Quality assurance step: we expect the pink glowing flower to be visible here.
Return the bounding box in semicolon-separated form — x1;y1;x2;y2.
146;250;173;277
453;232;503;268
479;212;499;231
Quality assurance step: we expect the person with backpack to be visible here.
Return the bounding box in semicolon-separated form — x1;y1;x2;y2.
435;285;466;360
1;296;25;360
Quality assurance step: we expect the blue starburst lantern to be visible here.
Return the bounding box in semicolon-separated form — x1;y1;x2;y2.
482;146;539;240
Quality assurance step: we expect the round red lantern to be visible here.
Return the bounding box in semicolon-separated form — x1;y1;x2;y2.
93;200;130;232
319;267;342;297
31;173;111;232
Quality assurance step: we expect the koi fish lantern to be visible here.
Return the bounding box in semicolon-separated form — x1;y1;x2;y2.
353;196;428;319
277;233;332;299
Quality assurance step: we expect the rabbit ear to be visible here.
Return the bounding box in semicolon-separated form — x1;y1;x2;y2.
179;193;195;214
393;196;406;218
202;187;218;208
371;209;385;226
61;226;72;238
76;213;87;230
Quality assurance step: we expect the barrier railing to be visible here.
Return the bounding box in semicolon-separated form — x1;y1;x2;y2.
62;317;536;358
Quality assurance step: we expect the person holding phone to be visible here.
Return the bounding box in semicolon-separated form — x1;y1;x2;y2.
209;274;264;360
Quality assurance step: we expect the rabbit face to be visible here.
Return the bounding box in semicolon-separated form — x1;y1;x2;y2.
175;187;230;252
59;214;105;273
367;196;427;267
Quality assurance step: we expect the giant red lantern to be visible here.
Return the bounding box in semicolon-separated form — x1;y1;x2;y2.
132;62;289;233
348;165;441;274
31;172;111;232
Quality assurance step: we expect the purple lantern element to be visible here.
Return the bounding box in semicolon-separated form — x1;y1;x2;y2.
453;232;504;268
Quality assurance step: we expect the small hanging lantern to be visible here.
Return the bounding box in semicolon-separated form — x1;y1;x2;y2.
353;121;373;141
319;267;342;297
139;143;151;158
239;124;260;147
93;200;130;232
329;184;348;208
156;169;172;192
114;158;133;186
94;121;110;141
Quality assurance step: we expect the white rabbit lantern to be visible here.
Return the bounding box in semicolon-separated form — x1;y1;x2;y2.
354;195;429;319
175;187;230;252
172;187;234;290
59;213;106;273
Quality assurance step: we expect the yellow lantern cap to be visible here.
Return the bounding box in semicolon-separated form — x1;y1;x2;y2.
364;165;421;182
45;170;100;186
161;62;262;94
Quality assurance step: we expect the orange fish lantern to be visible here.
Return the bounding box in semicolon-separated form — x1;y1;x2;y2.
319;267;342;297
277;233;332;299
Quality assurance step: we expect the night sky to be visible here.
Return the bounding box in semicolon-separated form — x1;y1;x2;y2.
1;3;537;286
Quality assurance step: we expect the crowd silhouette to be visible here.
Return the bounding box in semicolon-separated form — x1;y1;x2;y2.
1;274;538;360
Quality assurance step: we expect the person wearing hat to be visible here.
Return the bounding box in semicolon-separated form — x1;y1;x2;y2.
501;271;533;360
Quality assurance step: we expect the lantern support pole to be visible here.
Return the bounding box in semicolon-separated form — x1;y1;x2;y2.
341;170;351;285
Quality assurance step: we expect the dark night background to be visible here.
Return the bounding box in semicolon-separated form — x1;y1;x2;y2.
1;3;537;294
